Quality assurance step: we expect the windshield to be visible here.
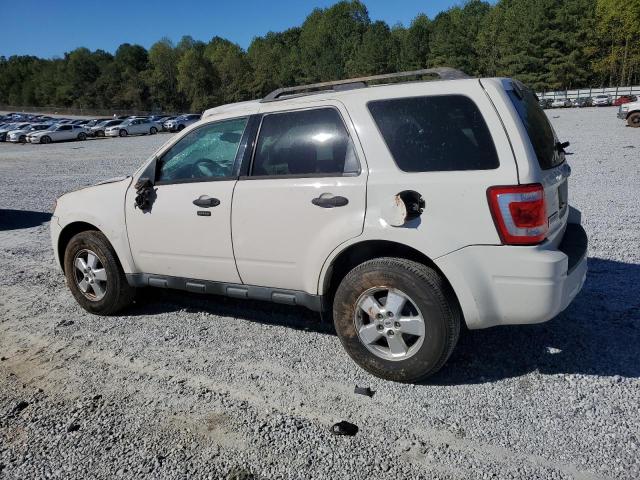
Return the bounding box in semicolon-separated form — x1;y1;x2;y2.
507;80;563;170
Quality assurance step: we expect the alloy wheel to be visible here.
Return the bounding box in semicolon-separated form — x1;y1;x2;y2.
73;249;107;301
353;287;426;361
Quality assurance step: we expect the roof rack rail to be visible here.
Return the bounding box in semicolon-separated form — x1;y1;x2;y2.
261;67;470;102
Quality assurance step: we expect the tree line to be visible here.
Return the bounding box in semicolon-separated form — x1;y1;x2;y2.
1;0;638;113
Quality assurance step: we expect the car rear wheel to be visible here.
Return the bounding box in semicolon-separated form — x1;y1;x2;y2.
41;136;51;144
78;132;86;140
333;257;460;383
177;124;185;131
119;129;128;137
63;231;135;315
627;112;640;128
150;127;157;134
19;135;26;143
96;130;104;137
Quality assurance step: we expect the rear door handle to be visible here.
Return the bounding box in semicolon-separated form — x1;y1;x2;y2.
193;195;220;208
311;193;349;208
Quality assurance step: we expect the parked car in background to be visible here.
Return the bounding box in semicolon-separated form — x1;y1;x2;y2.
593;94;612;106
573;97;592;108
164;114;201;132
539;98;553;109
27;124;87;144
617;99;640;127
160;116;177;131
50;72;587;382
90;119;123;137
105;118;161;137
0;123;30;141
551;98;572;108
613;95;637;106
7;123;52;143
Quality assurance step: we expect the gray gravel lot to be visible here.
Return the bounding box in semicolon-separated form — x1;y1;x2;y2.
0;107;638;479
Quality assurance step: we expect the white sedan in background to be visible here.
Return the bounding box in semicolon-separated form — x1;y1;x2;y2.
593;94;612;106
551;98;572;108
8;123;53;143
105;118;162;137
27;124;87;144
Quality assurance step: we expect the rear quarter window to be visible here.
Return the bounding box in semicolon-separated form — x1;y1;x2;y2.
507;81;562;170
367;95;499;172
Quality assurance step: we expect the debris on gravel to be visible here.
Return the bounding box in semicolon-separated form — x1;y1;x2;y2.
0;108;639;479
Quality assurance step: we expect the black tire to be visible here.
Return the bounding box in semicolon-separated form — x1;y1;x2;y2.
119;129;128;137
19;135;26;143
63;230;135;315
149;127;157;135
96;130;104;137
333;257;460;383
78;132;86;141
41;135;51;144
177;124;185;131
627;112;640;128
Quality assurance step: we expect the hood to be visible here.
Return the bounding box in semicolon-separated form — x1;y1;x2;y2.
94;175;130;186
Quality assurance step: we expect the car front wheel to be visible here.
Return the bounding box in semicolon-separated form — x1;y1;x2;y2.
119;129;128;137
78;132;86;140
64;231;135;315
627;112;640;128
333;257;460;383
41;136;51;144
149;127;157;134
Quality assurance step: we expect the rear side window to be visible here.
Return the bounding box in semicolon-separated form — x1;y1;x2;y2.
507;81;562;170
368;95;499;172
251;108;359;177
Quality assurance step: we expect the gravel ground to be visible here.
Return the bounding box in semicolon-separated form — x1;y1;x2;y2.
0;107;638;479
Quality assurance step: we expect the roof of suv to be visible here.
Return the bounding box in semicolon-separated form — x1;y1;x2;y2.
203;67;477;120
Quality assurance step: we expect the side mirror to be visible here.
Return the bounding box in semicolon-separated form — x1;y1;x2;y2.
134;177;155;211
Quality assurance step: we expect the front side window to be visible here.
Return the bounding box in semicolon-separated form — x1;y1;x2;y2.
251;108;359;177
156;117;248;183
368;95;499;172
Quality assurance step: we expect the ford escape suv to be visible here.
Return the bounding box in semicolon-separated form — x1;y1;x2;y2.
51;68;588;383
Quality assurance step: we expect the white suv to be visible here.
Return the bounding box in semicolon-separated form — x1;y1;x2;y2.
51;69;588;382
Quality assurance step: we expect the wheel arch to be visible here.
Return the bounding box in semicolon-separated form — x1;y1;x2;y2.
57;221;100;271
320;240;463;321
57;222;130;276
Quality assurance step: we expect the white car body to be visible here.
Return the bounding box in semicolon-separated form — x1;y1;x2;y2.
105;118;162;137
27;124;86;143
52;76;587;334
7;123;52;142
617;100;640;126
551;98;571;108
592;95;611;106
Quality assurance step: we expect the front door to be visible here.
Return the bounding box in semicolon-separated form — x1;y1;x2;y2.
125;116;249;283
231;105;367;294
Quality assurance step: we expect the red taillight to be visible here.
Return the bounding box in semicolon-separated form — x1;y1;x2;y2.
487;184;548;245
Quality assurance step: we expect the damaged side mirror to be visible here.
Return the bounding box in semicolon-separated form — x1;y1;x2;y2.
134;177;156;211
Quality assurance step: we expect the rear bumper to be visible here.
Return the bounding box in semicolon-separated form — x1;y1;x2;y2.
436;218;588;329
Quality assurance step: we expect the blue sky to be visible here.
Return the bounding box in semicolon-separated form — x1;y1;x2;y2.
1;0;469;58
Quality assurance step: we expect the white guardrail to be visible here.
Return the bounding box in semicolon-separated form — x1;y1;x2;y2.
537;85;640;100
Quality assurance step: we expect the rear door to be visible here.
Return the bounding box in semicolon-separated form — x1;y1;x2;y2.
231;103;367;294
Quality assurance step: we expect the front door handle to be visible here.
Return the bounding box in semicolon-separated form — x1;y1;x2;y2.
193;195;220;208
311;193;349;208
